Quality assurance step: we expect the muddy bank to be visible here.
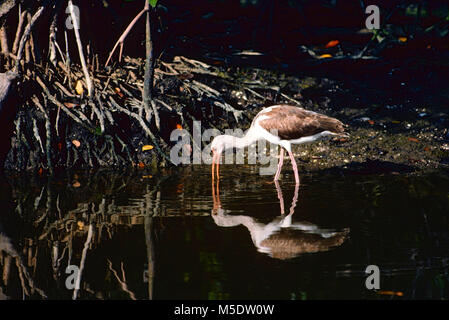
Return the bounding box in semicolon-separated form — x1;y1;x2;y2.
3;54;449;174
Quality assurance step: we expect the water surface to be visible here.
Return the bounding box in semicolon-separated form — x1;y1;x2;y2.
1;165;449;299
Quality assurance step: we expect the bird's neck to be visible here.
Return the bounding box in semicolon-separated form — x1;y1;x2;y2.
232;131;256;149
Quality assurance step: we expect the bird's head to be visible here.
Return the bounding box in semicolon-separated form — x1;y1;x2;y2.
210;135;235;156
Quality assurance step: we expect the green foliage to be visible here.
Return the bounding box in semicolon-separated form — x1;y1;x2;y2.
123;0;158;7
405;4;428;18
95;126;102;136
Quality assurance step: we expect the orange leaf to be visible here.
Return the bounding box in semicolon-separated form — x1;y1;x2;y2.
325;40;339;48
176;124;182;130
72;181;81;188
319;54;333;59
398;37;407;42
38;167;43;175
368;120;375;125
64;102;79;108
377;291;403;297
408;137;420;143
138;162;145;168
114;87;124;98
142;145;154;151
75;80;84;95
72;140;81;148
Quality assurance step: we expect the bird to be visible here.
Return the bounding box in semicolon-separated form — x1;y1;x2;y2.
212;178;349;260
211;104;348;184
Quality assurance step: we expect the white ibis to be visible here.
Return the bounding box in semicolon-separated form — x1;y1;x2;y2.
212;179;349;260
211;104;348;184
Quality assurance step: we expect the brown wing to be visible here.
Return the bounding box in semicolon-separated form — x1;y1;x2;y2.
256;105;346;140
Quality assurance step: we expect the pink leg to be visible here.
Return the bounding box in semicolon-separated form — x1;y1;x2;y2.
274;180;285;214
287;150;300;185
274;148;284;181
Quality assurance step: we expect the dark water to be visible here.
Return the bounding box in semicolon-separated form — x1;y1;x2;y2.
1;165;449;300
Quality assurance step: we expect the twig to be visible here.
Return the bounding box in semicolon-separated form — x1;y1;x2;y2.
187;80;243;122
48;0;63;67
32;95;53;172
54;81;74;97
143;3;159;129
155;98;174;113
35;76;92;131
0;26;9;55
14;5;46;72
73;224;93;300
32;118;44;154
280;92;302;106
107;260;137;300
109;96;173;164
105;7;149;66
64;30;70;74
89;100;105;133
12;7;26;54
68;1;94;97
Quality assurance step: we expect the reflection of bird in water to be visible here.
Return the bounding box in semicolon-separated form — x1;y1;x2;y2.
211;179;349;260
211;104;348;185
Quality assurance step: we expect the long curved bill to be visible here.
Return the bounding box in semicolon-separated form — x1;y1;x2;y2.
211;150;220;182
211;150;221;214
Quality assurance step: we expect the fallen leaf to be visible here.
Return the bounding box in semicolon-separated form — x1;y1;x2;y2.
38;167;43;175
325;40;340;48
177;73;193;80
424;146;430;151
142;145;154;151
408;137;420;143
377;290;403;297
142;175;153;179
368;120;375;125
75;80;84;95
138;162;145;168
72;140;81;148
64;102;79;108
72;181;81;188
114;87;124;98
398;37;407;42
176;124;182;130
319;54;333;58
